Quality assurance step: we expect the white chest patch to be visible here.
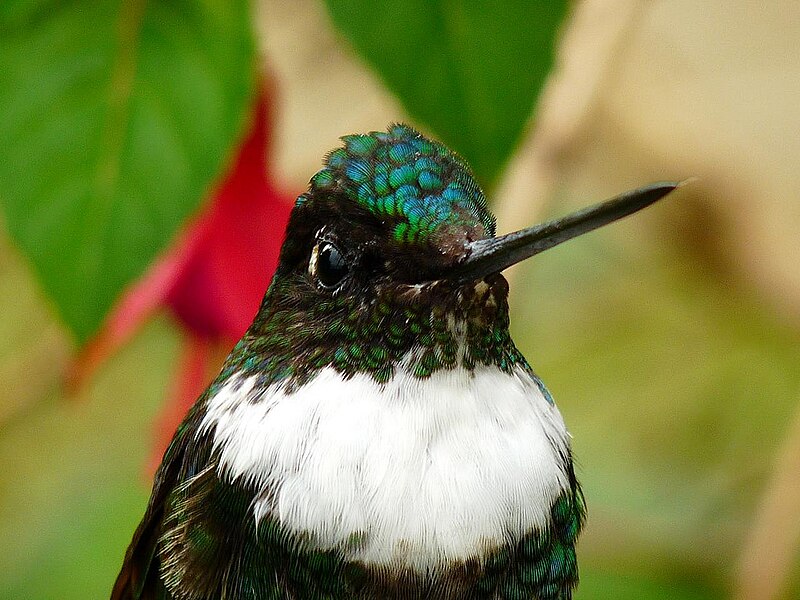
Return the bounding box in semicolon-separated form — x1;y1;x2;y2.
201;363;571;569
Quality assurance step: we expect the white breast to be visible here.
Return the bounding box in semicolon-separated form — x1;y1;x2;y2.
201;361;571;569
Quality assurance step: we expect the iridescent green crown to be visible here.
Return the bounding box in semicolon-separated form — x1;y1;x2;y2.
301;124;496;244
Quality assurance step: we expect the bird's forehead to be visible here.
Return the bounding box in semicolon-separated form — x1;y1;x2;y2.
298;124;496;246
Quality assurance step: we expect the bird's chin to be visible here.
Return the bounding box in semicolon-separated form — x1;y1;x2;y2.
389;271;508;310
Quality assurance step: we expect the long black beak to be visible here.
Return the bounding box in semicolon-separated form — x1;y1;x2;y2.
450;182;682;282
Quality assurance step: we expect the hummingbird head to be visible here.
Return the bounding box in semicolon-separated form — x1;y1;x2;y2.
274;123;498;301
235;124;677;389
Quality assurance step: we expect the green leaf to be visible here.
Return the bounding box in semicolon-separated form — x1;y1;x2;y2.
0;0;256;343
324;0;568;188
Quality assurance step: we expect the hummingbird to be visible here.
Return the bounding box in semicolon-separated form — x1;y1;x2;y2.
111;124;678;600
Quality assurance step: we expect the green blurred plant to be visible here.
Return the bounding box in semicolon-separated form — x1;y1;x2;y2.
0;0;257;343
324;0;567;189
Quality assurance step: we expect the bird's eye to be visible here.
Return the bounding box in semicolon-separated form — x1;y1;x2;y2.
316;241;349;289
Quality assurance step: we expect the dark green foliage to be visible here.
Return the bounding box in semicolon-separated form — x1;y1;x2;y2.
323;1;569;189
0;0;256;341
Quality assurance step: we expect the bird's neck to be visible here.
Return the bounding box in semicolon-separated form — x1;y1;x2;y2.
217;273;525;393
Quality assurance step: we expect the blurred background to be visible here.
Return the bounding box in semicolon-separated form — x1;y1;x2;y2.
1;1;799;598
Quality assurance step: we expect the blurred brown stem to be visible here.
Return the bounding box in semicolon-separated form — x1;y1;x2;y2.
734;396;800;600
